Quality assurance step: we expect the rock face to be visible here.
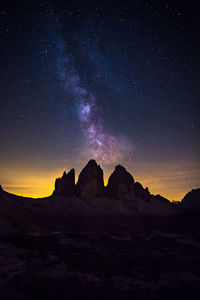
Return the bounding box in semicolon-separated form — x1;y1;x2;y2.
76;160;104;198
107;165;135;201
54;169;75;197
181;188;200;211
51;161;174;211
134;182;151;202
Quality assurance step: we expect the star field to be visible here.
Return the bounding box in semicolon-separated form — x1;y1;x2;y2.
0;0;199;200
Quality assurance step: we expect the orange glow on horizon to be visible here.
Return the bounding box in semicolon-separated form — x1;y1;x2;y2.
0;160;199;201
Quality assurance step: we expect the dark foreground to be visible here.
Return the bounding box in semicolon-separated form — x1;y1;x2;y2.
0;216;200;300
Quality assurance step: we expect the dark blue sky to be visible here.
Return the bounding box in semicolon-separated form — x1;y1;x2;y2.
0;0;199;199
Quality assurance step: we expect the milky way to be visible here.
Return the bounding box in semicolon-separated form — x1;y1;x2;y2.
1;0;199;199
58;44;132;163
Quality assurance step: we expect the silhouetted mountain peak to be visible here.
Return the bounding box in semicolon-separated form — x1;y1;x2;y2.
54;168;75;197
107;164;135;201
181;188;200;211
134;182;151;202
115;164;126;171
76;159;104;198
111;165;134;184
87;159;98;166
51;159;180;214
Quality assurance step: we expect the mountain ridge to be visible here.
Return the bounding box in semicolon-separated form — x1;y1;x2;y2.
0;159;199;234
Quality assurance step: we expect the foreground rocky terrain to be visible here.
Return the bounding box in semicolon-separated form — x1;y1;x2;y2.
0;219;200;300
0;160;199;299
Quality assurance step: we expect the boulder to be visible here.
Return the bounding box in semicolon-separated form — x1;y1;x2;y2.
76;160;104;198
53;169;75;197
107;165;135;201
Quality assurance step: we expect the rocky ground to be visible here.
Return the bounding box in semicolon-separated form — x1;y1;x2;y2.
0;216;200;300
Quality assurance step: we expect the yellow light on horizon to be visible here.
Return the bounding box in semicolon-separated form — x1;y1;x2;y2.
1;160;199;201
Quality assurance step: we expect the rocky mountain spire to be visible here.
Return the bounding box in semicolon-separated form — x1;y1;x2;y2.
106;165;135;201
134;182;151;202
76;159;104;198
53;169;75;197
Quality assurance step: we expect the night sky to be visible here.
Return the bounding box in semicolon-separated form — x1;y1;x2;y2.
0;0;199;200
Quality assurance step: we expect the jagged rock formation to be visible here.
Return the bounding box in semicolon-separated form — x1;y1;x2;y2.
51;161;175;213
76;159;104;198
53;169;75;197
107;165;135;201
134;182;151;202
181;188;200;211
0;158;189;235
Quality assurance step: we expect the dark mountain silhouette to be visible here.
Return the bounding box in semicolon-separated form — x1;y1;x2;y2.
181;188;200;211
0;159;199;235
53;169;75;197
76;159;104;197
0;160;199;225
106;165;135;201
134;182;151;202
0;160;200;300
51;159;178;216
52;159;174;208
